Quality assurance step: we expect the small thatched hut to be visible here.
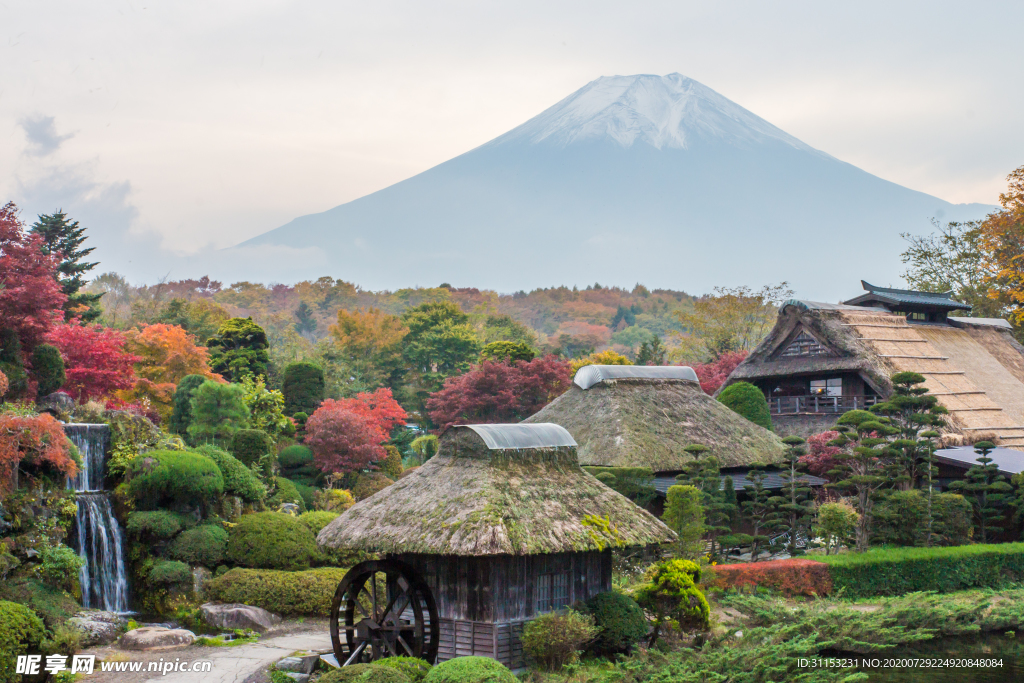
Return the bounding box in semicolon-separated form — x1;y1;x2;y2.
317;423;674;668
722;281;1024;450
523;365;789;473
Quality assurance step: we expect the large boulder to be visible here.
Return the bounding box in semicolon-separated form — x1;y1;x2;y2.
120;626;195;651
68;611;126;647
200;602;282;633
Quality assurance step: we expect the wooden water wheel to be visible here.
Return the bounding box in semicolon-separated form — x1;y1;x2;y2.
330;559;439;666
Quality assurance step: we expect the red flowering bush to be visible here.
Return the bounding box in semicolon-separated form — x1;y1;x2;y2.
708;559;832;597
690;351;748;395
0;412;78;490
45;323;140;401
800;431;843;478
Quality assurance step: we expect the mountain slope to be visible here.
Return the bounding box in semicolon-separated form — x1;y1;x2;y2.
238;74;991;298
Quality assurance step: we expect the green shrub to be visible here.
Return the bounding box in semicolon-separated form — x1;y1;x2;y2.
423;656;517;683
717;381;772;431
374;656;433;682
298;510;338;536
193;445;267;502
169;374;208;437
31;344;65;395
522;610;598;670
352;472;394;501
127;449;224;509
815;543;1024;597
230;429;272;467
126;510;183;539
584;591;648;655
0;600;46;683
205;567;348;616
282;362;325;415
268;477;307;512
168;525;229;568
279;444;314;469
379;446;403;480
226;512;317;570
148;560;193;590
38;545;85;593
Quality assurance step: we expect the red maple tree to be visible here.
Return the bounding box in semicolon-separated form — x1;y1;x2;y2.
426;355;572;431
690;350;749;395
305;403;387;475
325;388;408;441
0;413;78;491
0;202;66;350
45;323;140;401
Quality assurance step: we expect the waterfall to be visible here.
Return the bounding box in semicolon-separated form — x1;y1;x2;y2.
64;424;130;612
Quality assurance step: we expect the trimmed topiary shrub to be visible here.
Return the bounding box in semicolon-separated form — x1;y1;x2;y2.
126;510;183;539
226;512;317;570
148;560;193;589
352;472;394;501
522;610;598;670
205;567;347;616
0;599;46;683
167;525;229;568
717;381;772;431
298;510;339;536
127;449;224;509
230;429;273;467
374;657;432;682
282;362;325;415
170;374;208;437
268;477;307;512
31;343;65;395
584;591;649;655
193;445;266;502
423;656;517;683
379;445;403;480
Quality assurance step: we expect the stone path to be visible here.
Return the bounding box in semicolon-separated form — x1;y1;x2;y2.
147;632;332;683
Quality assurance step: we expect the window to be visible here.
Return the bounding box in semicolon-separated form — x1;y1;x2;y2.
778;332;832;358
536;572;570;613
810;378;842;397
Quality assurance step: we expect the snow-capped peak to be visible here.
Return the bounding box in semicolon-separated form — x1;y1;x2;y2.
489;73;814;151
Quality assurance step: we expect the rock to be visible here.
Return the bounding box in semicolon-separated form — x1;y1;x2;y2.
120;627;195;651
276;654;320;675
279;674;309;683
200;603;282;633
68;611;126;647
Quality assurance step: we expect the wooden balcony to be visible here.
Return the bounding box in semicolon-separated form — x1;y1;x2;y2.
769;394;880;415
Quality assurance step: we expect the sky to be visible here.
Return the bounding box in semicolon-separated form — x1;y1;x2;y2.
2;1;1023;290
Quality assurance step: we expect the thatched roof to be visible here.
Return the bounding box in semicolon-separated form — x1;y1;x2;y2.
523;367;788;471
317;424;676;556
723;300;1024;450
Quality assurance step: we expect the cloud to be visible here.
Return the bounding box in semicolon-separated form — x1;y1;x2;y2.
18;115;75;157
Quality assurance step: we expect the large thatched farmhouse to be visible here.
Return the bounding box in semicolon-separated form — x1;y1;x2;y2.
723;281;1024;452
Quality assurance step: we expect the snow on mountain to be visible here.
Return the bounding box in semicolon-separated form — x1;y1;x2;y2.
236;74;992;299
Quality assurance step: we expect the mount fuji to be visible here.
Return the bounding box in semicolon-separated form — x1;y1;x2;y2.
239;74;991;298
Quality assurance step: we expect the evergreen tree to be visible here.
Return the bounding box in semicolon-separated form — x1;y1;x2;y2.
293;301;318;339
635;336;666;365
775;436;815;556
950;441;1013;543
29;210;102;321
740;465;773;561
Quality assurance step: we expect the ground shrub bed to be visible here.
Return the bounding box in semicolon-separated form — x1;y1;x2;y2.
816;542;1024;597
205;567;348;616
710;559;834;597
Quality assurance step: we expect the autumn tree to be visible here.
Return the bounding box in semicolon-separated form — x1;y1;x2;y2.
330;308;408;389
206;317;270;381
30;210;102;321
305;403;386;475
426;356;572;430
979;165;1024;326
44;323;139;401
0;202;67;352
673;283;792;362
118;323;221;418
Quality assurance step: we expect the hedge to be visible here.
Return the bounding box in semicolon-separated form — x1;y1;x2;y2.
226;512;317;570
815;543;1024;597
709;559;833;597
205;567;348;616
0;600;45;683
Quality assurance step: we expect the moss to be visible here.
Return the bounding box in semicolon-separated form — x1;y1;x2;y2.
167;525;229;568
0;600;45;683
423;657;516;683
226;512;317;570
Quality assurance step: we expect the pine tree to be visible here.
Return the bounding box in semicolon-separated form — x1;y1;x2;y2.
775;436;815;556
29;210;102;322
950;441;1013;543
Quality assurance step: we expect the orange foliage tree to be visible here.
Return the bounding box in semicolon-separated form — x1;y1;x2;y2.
117;323;222;419
0;413;78;491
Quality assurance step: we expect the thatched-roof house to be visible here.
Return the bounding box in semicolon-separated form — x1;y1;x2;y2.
722;281;1024;450
318;423;674;668
523;365;789;472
